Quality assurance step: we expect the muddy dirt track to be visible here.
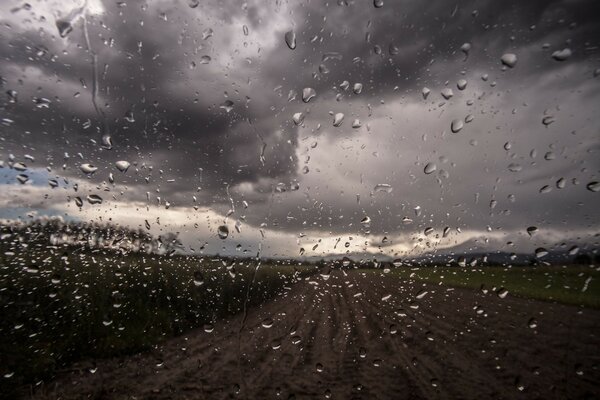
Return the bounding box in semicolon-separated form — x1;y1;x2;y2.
31;270;599;400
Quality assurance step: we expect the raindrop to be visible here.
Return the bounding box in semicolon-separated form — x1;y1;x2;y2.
302;88;316;103
16;174;29;184
586;181;599;192
193;271;204;286
333;113;344;127
551;48;571;61
80;163;98;174
199;55;211;64
527;318;538;329
422;87;430;100
500;53;517;68
202;28;213;40
353;83;363;94
352;119;361;128
217;225;229;239
441;88;454;99
262;318;274;328
535;247;548;259
292;112;304;125
526;226;538;236
508;163;522;172
451;119;464;133
457;79;467;90
285;30;296;50
374;184;393;193
220;100;234;113
374;0;383;8
542;115;555;126
87;194;103;204
424;162;437;174
460;42;471;58
115;161;130;172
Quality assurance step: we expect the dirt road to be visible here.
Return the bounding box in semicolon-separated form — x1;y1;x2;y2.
32;270;600;399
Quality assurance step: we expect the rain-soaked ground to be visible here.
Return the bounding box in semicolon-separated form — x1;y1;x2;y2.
31;270;599;400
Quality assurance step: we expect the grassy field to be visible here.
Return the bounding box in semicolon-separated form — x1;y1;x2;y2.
390;265;600;308
0;246;315;397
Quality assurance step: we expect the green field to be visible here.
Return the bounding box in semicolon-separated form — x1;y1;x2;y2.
390;265;600;308
0;247;315;397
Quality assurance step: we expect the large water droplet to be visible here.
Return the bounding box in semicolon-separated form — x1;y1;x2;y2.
292;112;304;125
333;113;344;127
115;161;130;172
501;53;517;68
424;162;437;174
457;79;467;90
586;181;599;192
441;88;453;100
353;83;363;94
374;184;393;193
450;119;464;133
302;88;316;103
217;225;229;239
551;48;571;61
422;87;430;99
374;0;383;8
220;100;234;113
80;163;98;174
285;30;296;50
87;194;103;204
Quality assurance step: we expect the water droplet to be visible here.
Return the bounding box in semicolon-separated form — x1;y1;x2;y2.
80;163;98;174
203;323;214;333
373;184;392;193
333;113;344;127
497;288;509;299
285;30;296;50
352;119;361;128
422;87;430;99
6;89;17;103
508;163;522;172
424;162;437;174
261;318;274;328
526;226;538;236
500;53;517;68
193;271;204;286
360;216;371;225
188;0;199;8
292;112;304;125
441;88;454;99
316;363;324;372
551;48;571;61
217;225;229;239
56;19;73;38
220;100;234;113
243;25;249;36
451;119;464;133
202;28;213;40
302;88;316;103
527;318;538;329
373;0;383;8
87;194;103;204
457;79;467;90
424;227;434;236
586;181;599;192
16;174;29;184
199;55;211;64
460;42;471;58
115;160;130;172
359;347;367;358
542;115;555;126
353;83;363;94
535;247;548;259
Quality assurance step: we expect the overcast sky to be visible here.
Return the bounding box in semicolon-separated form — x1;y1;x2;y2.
0;0;598;259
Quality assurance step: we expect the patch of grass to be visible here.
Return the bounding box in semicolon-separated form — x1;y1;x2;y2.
390;265;600;308
0;246;315;398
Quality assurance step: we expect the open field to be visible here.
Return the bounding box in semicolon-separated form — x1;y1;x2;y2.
389;265;600;308
0;247;315;398
27;269;600;400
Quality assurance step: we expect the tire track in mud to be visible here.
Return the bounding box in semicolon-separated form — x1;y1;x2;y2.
32;270;600;400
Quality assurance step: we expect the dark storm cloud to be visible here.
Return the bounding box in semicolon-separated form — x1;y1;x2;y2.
1;0;599;257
